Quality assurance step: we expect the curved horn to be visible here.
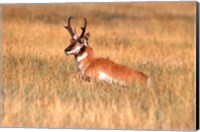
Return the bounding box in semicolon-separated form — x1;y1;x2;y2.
64;16;75;37
79;17;87;38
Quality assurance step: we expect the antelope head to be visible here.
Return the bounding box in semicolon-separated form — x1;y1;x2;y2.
64;16;90;55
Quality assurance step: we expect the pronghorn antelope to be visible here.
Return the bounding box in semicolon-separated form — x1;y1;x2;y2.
64;17;150;86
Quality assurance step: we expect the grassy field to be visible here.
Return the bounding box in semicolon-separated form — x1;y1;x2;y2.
1;2;196;130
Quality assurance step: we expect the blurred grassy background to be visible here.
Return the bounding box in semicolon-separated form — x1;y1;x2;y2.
2;2;196;130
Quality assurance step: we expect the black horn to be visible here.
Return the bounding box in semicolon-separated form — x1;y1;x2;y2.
79;17;87;38
64;16;75;37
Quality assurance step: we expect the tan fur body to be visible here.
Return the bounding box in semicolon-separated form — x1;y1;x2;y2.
75;45;148;85
64;17;149;85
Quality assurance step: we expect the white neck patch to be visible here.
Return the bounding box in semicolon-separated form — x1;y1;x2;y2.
76;52;87;62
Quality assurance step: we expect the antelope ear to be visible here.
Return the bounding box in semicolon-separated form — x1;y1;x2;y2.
84;32;90;40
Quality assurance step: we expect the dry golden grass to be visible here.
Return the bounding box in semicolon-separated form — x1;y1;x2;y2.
2;2;196;130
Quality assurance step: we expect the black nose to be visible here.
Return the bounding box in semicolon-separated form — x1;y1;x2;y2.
64;46;73;55
64;48;69;55
64;46;71;53
65;44;74;52
64;48;68;53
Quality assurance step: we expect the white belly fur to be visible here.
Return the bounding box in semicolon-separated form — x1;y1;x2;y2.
98;71;125;86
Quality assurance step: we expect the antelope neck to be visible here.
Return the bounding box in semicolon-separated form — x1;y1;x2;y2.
75;46;93;72
75;46;87;63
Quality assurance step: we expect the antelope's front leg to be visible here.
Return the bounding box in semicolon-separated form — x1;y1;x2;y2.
81;75;91;82
79;72;91;82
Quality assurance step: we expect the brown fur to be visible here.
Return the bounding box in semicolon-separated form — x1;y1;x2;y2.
64;17;148;85
75;45;149;85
